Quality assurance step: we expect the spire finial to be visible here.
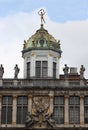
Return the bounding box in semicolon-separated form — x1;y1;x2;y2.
38;9;45;25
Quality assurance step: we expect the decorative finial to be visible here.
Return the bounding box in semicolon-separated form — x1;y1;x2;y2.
38;9;45;25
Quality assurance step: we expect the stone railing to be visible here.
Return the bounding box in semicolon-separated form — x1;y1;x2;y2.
0;78;87;88
1;78;63;88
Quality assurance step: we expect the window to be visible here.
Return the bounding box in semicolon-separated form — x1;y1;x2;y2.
1;96;13;124
53;96;64;124
84;96;88;123
69;96;80;124
36;61;47;78
53;62;56;78
27;62;30;78
17;96;28;124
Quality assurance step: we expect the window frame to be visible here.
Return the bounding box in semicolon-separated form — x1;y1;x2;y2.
16;96;28;124
69;96;80;124
53;62;56;78
27;62;30;78
1;96;13;124
84;96;88;124
53;96;64;124
36;61;48;78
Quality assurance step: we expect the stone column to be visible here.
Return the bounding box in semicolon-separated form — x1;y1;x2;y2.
0;96;2;126
65;95;69;125
28;95;32;113
12;95;17;126
80;95;84;125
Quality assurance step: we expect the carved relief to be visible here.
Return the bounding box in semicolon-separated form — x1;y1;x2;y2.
25;96;56;129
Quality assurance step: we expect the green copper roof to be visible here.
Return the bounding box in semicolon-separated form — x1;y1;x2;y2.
23;24;62;55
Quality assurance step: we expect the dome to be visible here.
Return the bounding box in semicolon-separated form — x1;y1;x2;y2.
22;24;62;56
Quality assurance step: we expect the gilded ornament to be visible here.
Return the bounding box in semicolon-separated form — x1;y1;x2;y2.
49;53;53;57
38;9;45;25
31;52;35;56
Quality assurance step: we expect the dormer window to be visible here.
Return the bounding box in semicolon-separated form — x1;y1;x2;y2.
36;61;48;78
39;39;45;47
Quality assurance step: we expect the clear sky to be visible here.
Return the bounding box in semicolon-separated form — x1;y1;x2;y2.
0;0;88;78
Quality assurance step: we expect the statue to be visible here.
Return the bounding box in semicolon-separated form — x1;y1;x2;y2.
80;65;85;79
63;64;69;79
38;9;45;24
14;64;20;78
0;64;4;79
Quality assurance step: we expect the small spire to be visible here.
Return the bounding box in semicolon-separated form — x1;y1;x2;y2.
38;9;45;26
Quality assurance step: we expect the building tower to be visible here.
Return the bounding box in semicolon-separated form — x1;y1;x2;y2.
22;10;62;79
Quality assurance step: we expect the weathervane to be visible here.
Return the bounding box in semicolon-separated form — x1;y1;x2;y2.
38;9;45;25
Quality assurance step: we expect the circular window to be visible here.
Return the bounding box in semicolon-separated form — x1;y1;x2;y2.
39;39;45;47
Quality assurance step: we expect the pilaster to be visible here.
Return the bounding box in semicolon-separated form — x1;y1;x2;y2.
80;95;84;125
30;52;35;77
65;95;69;125
48;52;53;77
56;57;60;79
28;95;32;113
12;95;17;126
49;94;54;114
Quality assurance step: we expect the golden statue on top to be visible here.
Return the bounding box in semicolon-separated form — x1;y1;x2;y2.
38;9;45;24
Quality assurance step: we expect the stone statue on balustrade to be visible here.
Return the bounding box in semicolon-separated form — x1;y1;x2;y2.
14;64;20;78
80;65;85;80
63;64;69;79
0;64;4;79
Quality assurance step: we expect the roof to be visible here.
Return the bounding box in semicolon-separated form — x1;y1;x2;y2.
22;24;62;55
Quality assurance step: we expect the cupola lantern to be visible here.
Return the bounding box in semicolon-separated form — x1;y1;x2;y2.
22;9;62;79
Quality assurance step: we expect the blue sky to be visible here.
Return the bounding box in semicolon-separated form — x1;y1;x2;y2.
0;0;88;22
0;0;88;78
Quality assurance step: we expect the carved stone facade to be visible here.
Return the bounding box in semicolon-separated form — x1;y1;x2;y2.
25;96;55;129
0;80;87;130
